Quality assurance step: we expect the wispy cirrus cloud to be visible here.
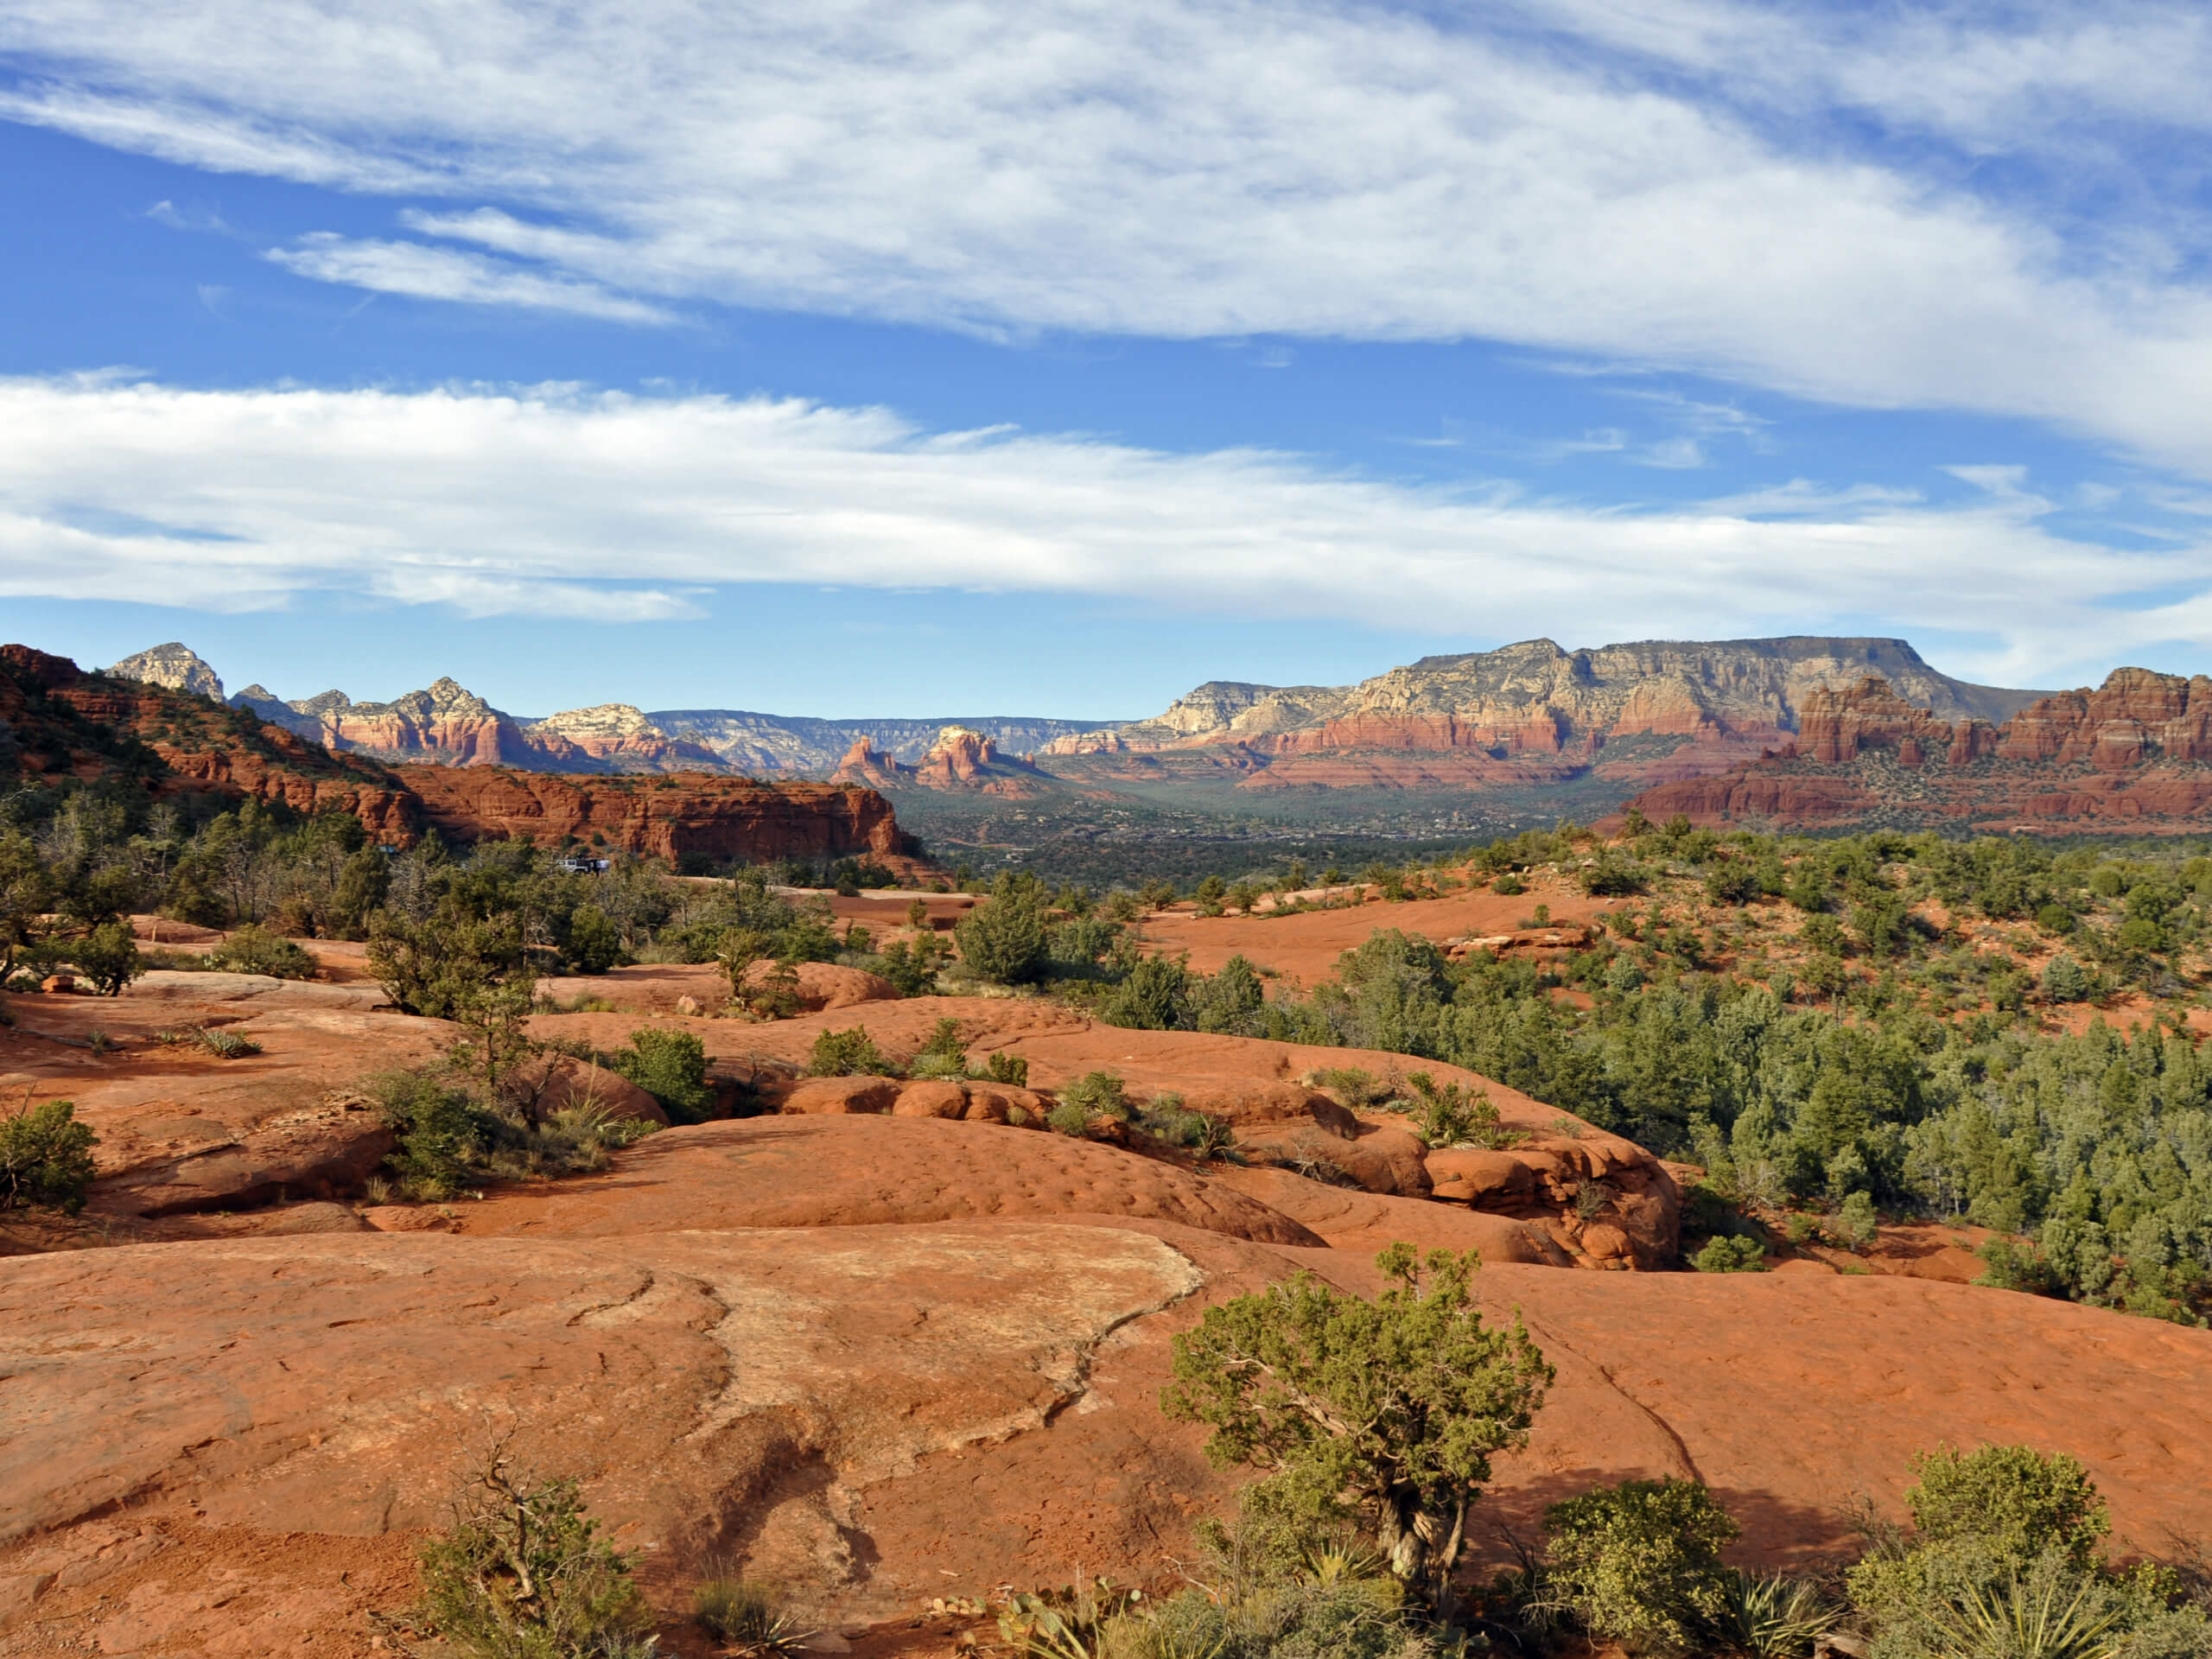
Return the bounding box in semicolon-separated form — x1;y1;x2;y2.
264;235;675;324
5;3;2212;474
0;374;2205;688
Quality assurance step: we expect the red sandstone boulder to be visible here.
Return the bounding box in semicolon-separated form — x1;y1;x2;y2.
1177;1080;1357;1138
781;1076;901;1115
740;960;901;1012
454;1115;1325;1248
961;1083;1047;1126
1234;1121;1433;1198
892;1079;969;1118
1426;1147;1535;1202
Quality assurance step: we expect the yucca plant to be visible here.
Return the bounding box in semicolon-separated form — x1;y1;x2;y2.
692;1576;813;1656
1919;1571;2126;1659
1713;1569;1836;1657
1299;1542;1389;1587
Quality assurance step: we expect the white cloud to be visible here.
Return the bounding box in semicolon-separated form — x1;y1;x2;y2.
6;3;2212;472
264;235;675;324
0;374;2205;686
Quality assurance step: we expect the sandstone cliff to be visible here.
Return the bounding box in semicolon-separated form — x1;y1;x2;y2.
1624;667;2212;833
4;646;928;870
1051;637;2035;761
834;725;1057;796
522;702;728;772
232;676;551;768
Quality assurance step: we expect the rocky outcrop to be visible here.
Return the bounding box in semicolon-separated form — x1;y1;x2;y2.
836;726;1055;796
1791;677;1999;766
831;734;912;787
107;642;224;702
1625;668;2212;833
1048;638;2036;764
4;646;932;872
395;766;926;868
236;676;545;767
523;703;728;772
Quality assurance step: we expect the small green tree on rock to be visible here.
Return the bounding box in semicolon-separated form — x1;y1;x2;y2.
0;1099;99;1213
1162;1243;1550;1614
953;873;1049;985
416;1442;652;1658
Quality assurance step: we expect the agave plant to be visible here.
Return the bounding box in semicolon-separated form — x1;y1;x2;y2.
1299;1542;1389;1587
1919;1571;2126;1659
1713;1569;1837;1658
693;1577;815;1656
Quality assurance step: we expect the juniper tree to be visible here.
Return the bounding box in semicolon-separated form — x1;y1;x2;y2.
1162;1243;1550;1613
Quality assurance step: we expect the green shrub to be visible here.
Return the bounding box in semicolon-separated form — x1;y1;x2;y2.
873;937;938;997
370;1068;487;1201
1703;860;1764;905
1834;1190;1880;1250
1059;1070;1130;1122
2036;904;2076;936
1310;1066;1395;1110
192;1025;261;1058
953;874;1049;984
207;923;317;980
72;920;144;997
2041;956;2092;1002
1582;855;1649;898
1046;1100;1092;1137
807;1027;894;1077
1109;1580;1425;1659
1543;1477;1739;1653
1694;1234;1768;1273
602;1027;711;1122
416;1449;653;1658
0;1099;99;1213
1403;1073;1518;1150
1905;1445;2111;1572
906;1017;969;1081
983;1050;1030;1087
563;906;624;975
1713;1569;1835;1659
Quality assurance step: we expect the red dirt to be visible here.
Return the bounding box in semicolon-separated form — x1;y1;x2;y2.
1137;875;1622;981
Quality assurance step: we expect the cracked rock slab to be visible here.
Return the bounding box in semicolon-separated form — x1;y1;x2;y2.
0;1221;1211;1637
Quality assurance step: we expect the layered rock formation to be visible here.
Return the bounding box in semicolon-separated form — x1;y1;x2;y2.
1039;637;2042;804
660;709;1115;772
107;642;224;702
232;676;553;768
1051;638;2032;759
3;646;929;870
835;725;1057;795
1626;668;2212;832
117;636;2047;827
524;702;726;770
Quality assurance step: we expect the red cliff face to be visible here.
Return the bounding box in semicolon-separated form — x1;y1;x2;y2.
1623;668;2212;834
1992;668;2212;766
395;768;924;868
832;736;911;789
1792;677;1968;766
3;646;928;873
914;728;997;785
832;728;1051;798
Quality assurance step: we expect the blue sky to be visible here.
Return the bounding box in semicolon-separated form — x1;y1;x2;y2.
4;1;2212;718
